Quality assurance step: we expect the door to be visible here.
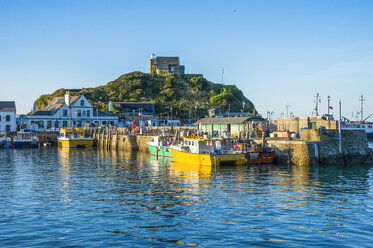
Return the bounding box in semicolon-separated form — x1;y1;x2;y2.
311;122;317;129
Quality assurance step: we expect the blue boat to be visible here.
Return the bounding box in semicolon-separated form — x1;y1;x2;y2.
0;132;11;148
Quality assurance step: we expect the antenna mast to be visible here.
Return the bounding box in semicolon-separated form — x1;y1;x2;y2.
221;66;224;85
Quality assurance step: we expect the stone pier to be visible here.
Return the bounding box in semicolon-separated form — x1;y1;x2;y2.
256;129;373;166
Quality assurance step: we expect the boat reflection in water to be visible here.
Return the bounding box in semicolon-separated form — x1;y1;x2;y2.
169;162;212;198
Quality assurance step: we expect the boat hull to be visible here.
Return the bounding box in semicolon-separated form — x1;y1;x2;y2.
58;139;94;148
245;151;275;164
147;144;172;157
170;148;245;166
13;141;37;148
3;140;11;148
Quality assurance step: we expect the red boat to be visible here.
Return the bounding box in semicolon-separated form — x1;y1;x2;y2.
244;144;275;164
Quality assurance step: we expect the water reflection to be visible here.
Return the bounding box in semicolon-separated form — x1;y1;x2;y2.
170;162;211;199
0;149;372;247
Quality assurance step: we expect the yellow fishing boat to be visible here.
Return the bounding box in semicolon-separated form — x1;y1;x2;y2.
170;136;245;166
57;128;94;148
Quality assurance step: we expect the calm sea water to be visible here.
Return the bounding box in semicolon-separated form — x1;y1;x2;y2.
0;147;372;247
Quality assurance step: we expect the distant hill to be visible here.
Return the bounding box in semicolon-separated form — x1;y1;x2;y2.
34;72;256;119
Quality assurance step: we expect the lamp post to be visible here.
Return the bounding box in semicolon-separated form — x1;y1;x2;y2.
194;105;197;123
96;97;102;128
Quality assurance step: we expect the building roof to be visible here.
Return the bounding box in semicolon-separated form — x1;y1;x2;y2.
208;108;224;112
0;101;16;112
196;116;265;124
44;95;80;111
112;102;155;115
153;56;179;64
222;112;255;117
93;111;115;117
33;111;54;116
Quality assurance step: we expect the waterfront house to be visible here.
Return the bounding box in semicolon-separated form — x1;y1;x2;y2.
196;115;266;137
0;101;17;132
18;93;118;132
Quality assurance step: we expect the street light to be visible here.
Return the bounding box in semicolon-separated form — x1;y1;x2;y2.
96;97;102;128
194;105;197;123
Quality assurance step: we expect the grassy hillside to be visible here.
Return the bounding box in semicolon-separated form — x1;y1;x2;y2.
34;72;256;119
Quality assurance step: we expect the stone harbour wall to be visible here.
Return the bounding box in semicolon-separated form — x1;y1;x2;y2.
300;129;372;165
255;129;373;166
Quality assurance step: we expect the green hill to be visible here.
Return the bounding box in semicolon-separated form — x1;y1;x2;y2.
34;72;256;119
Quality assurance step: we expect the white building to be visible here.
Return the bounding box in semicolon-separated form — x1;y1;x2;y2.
0;101;17;132
19;93;118;131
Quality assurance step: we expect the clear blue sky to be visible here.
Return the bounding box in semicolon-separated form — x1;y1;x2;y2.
1;0;373;120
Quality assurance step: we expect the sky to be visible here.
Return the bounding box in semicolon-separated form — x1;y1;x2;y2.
1;0;373;120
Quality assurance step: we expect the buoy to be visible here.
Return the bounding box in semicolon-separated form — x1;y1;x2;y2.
156;148;160;152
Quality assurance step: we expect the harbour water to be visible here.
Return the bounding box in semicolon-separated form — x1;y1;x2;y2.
0;148;372;247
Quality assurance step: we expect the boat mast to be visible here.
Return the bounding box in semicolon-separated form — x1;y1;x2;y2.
360;94;365;123
327;96;330;116
315;93;319;116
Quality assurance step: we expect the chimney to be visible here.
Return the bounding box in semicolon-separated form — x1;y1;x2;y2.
32;104;37;114
109;101;113;112
65;90;71;107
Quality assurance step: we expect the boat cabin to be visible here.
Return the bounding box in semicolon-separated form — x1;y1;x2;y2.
148;136;172;147
59;128;87;139
16;129;36;140
180;136;238;154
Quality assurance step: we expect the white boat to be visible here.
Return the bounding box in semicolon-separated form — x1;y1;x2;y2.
13;129;38;148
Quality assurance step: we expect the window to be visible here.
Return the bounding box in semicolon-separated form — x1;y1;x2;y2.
55;121;59;128
87;110;90;117
0;116;1;121
47;121;52;129
77;110;81;117
62;121;68;128
83;111;86;117
6;115;10;122
77;121;82;128
81;100;84;106
37;121;44;129
63;109;68;116
6;125;10;132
